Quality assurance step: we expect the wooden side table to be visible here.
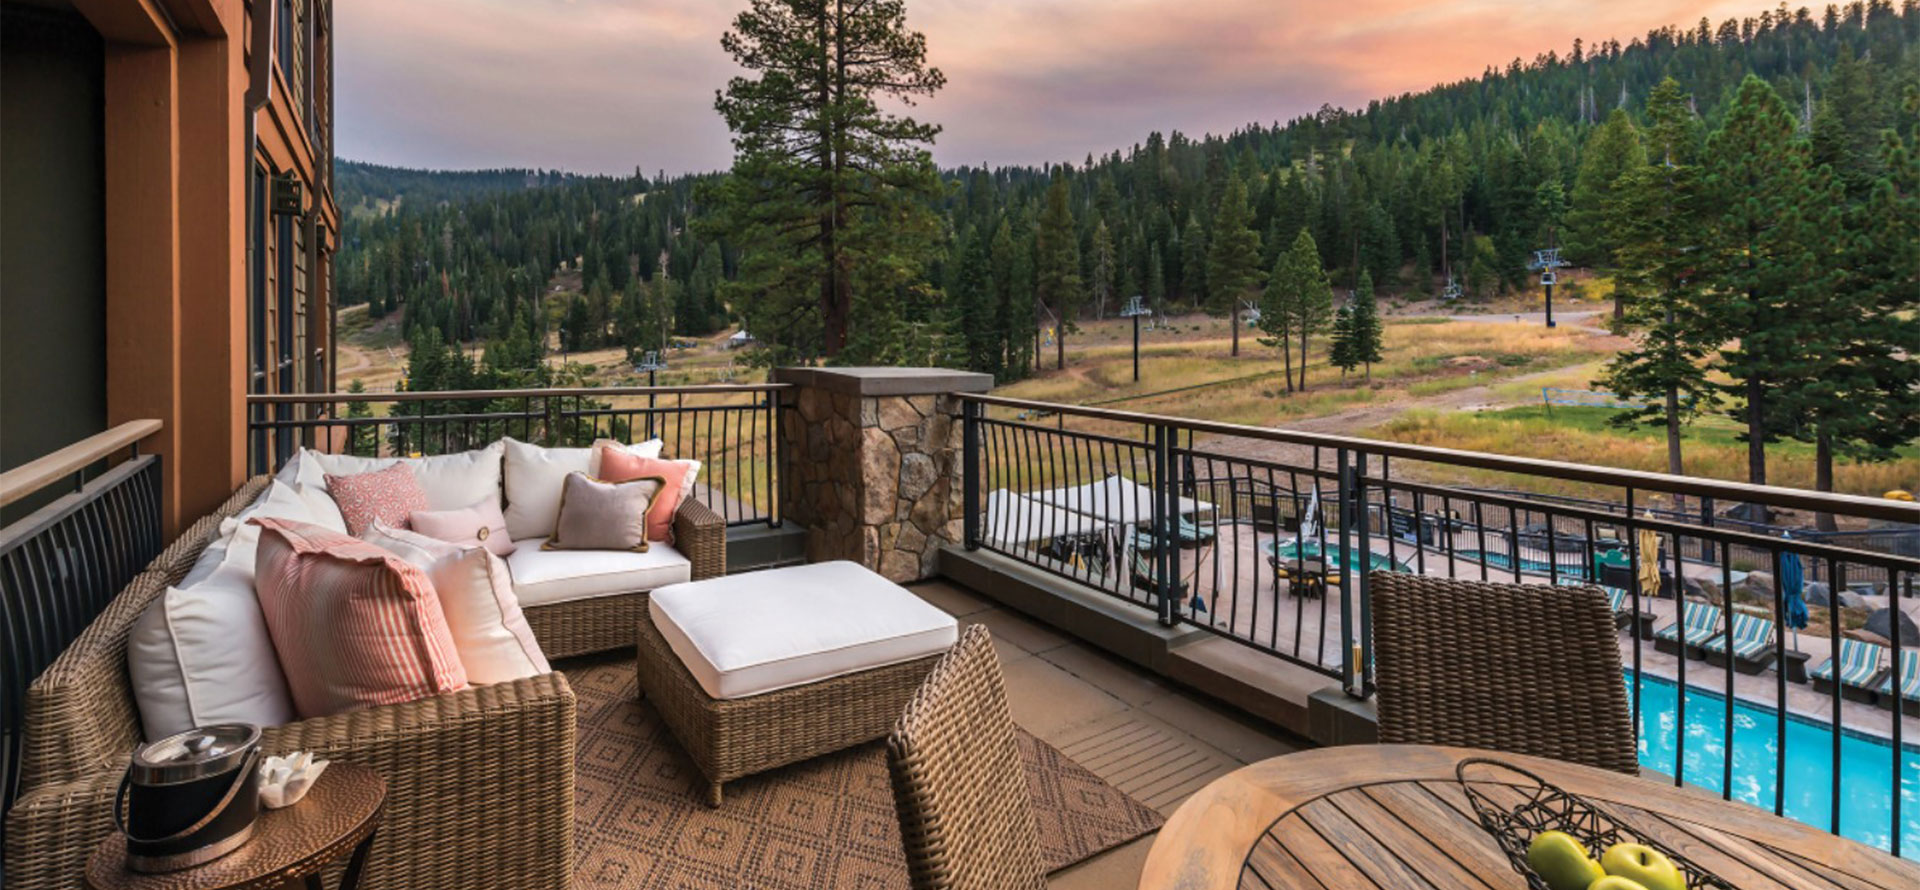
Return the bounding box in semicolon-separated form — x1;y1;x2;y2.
86;761;384;890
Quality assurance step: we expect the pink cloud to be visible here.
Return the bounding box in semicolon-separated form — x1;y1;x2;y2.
337;0;1764;174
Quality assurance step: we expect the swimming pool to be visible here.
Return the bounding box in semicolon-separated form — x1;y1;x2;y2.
1454;548;1593;578
1630;672;1920;859
1264;538;1411;575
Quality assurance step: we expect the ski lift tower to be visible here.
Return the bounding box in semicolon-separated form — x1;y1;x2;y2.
634;350;668;438
1529;248;1567;328
1119;295;1151;382
1441;275;1463;303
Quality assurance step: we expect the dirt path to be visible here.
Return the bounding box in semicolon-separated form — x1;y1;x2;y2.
1194;357;1603;470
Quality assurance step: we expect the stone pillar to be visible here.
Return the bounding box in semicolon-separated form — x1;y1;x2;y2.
773;367;992;582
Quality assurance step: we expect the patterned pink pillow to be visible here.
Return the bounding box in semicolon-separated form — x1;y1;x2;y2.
250;517;469;718
325;463;429;537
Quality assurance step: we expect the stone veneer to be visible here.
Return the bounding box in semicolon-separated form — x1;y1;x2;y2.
773;367;993;582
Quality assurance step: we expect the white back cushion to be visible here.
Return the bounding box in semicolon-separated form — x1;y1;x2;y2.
130;551;296;739
361;523;549;685
501;438;594;540
299;442;504;512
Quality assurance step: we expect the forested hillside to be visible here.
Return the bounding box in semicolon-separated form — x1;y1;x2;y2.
337;1;1916;389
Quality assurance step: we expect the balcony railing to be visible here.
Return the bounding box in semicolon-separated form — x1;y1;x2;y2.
246;385;786;527
958;392;1920;857
0;421;164;812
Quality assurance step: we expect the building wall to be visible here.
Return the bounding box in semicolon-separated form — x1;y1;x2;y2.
0;5;107;523
0;0;338;534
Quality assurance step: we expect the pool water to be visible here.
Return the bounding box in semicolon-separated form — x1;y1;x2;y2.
1265;539;1411;575
1453;548;1592;579
1630;672;1920;858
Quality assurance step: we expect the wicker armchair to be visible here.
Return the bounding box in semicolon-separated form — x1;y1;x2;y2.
523;497;726;658
1369;572;1638;775
885;625;1047;890
3;477;577;890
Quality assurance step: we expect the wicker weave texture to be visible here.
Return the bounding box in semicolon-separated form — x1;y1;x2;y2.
886;625;1047;890
634;606;938;805
1370;572;1639;775
525;497;726;659
5;476;577;890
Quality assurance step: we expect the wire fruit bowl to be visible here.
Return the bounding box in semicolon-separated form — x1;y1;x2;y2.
1454;757;1733;890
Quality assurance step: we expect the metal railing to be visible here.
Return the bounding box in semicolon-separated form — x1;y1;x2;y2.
247;384;786;527
959;392;1920;858
0;422;165;812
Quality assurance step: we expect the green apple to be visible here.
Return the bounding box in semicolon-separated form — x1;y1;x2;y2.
1600;843;1686;890
1526;831;1606;890
1589;878;1652;890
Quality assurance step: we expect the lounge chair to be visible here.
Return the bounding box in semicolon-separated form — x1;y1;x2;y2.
1177;516;1216;546
1700;612;1778;675
1654;601;1723;658
1129;546;1186;599
1876;650;1920;717
1809;638;1887;702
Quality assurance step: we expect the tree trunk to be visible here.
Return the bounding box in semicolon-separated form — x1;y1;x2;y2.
1280;330;1294;393
1745;377;1767;486
1663;386;1684;478
1057;324;1065;370
1815;430;1838;532
1231;308;1240;357
1298;322;1310;391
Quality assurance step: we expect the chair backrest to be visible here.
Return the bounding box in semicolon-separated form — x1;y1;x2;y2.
1370;572;1639;775
1685;601;1723;633
1730;612;1773;643
1841;639;1883;673
886;625;1047;890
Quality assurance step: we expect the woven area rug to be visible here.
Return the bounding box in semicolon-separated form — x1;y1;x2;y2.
566;658;1163;889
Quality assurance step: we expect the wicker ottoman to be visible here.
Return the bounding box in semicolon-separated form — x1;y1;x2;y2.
636;561;959;806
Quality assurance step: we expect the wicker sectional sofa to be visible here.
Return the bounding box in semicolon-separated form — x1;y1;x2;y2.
5;469;727;889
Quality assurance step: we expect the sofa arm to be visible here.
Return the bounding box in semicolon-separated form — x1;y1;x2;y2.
2;673;576;890
676;498;726;581
266;672;577;890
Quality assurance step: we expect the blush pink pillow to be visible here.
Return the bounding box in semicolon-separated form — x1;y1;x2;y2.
409;499;515;556
250;517;469;718
324;463;429;537
594;444;691;543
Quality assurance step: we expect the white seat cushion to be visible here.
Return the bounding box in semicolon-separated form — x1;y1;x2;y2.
648;561;958;700
505;538;691;607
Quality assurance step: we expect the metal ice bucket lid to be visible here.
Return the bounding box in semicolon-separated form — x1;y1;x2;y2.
130;723;261;786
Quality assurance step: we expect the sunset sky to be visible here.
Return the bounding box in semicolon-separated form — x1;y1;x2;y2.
336;0;1761;175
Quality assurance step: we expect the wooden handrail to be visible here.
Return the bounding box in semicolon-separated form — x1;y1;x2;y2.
0;419;163;508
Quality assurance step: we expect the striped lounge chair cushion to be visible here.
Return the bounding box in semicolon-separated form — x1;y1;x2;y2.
1878;650;1919;700
1656;603;1722;645
1702;613;1774;659
1810;639;1883;687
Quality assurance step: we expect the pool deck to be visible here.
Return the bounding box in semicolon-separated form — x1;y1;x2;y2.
994;523;1920;743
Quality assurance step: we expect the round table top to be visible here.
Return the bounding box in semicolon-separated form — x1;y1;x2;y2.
87;761;384;890
1139;744;1920;890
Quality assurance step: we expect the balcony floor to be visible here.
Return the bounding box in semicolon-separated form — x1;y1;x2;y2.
904;579;1309;888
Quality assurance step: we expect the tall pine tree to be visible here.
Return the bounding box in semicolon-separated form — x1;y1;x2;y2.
1206;174;1263;356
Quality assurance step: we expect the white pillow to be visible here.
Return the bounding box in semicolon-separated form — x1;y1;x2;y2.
501;438;594;540
360;522;550;685
129;560;297;739
299;442;504;512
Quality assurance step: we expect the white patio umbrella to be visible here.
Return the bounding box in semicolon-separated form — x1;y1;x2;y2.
981;489;1108;548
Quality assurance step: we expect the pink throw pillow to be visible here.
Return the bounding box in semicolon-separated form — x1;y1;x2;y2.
251;517;469;718
410;499;515;556
325;463;429;537
595;444;691;543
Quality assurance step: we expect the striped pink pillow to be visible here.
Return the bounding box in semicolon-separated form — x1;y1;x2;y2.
251;517;469;718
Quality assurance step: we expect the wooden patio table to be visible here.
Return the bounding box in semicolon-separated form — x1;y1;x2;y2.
1139;744;1919;890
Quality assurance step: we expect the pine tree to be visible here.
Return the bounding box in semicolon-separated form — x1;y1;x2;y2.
1090;219;1116;321
707;0;945;361
1350;269;1384;381
1566;109;1645;268
344;379;377;457
1206;175;1263;356
1145;244;1166;312
948;227;1001;377
1258;250;1298;391
1701;75;1822;486
1328;305;1359;377
1262;230;1332;392
1035;176;1083;370
1600;78;1718;479
1179;214;1208;307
